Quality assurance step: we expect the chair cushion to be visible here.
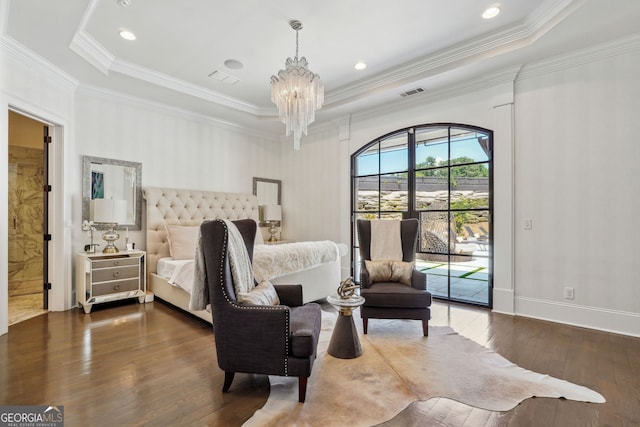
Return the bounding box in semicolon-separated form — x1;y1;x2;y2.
237;279;280;306
361;282;432;309
289;303;322;357
365;260;413;285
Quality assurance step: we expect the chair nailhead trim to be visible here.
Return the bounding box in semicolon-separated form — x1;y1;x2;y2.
215;220;290;376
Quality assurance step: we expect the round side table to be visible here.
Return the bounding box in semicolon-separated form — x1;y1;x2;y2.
326;294;365;359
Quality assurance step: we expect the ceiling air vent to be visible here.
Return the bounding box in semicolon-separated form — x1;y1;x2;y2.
208;70;240;85
400;87;425;97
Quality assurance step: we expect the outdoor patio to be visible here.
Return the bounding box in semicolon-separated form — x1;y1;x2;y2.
417;249;490;305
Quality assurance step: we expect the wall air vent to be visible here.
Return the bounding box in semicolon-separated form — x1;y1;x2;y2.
208;70;240;85
400;87;425;97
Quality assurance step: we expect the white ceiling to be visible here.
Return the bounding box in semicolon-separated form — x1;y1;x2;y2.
4;0;640;136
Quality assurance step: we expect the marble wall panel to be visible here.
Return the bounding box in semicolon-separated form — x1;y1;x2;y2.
8;146;43;285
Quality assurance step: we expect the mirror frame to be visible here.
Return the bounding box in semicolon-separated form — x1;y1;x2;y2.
82;156;143;230
253;177;281;206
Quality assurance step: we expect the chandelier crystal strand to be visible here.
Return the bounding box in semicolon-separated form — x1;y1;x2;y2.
271;20;324;150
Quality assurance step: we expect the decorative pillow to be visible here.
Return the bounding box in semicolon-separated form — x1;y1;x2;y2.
165;224;199;260
237;279;280;306
365;260;413;286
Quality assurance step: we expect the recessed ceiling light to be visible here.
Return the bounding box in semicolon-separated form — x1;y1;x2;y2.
482;5;501;19
119;30;136;41
224;59;244;70
354;62;367;71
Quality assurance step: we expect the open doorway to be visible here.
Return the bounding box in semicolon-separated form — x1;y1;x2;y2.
7;110;48;324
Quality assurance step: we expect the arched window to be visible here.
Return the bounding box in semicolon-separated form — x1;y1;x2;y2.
351;124;493;307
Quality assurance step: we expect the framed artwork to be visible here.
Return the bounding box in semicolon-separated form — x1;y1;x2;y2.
91;171;104;199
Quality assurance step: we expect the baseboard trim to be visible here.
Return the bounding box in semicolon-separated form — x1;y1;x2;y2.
492;288;515;315
515;296;640;338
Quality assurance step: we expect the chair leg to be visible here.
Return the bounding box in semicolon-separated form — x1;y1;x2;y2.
298;376;308;403
363;317;368;334
222;371;235;393
422;319;429;337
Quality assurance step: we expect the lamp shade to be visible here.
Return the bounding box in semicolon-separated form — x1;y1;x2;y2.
91;199;127;224
263;205;282;222
91;199;114;223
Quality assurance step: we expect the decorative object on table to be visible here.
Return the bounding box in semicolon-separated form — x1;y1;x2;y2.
271;20;324;150
262;204;282;242
337;277;359;299
81;220;99;253
91;198;127;253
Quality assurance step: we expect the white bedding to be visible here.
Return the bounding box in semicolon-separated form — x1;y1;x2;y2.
158;241;343;296
157;257;196;294
253;241;340;282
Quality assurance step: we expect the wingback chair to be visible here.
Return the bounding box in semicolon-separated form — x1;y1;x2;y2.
200;219;322;403
357;218;432;336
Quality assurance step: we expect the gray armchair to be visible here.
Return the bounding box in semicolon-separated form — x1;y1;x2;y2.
200;219;322;403
357;218;432;336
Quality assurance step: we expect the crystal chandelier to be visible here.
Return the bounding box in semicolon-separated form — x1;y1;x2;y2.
271;20;324;150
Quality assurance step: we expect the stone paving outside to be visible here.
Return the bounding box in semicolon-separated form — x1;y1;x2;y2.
417;252;490;305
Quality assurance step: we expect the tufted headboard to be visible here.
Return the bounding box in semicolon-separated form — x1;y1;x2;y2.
143;186;260;279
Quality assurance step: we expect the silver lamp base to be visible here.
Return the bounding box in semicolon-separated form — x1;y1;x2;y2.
268;222;279;242
102;226;120;253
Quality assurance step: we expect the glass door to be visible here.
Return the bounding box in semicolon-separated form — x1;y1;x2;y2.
414;125;492;306
351;123;493;307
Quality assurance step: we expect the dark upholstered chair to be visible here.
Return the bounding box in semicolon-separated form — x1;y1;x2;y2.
200;219;322;403
357;218;432;336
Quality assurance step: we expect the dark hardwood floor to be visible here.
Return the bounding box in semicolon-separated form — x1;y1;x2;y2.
1;299;638;426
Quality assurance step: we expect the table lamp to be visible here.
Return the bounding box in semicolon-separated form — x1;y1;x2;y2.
91;199;127;253
262;204;282;242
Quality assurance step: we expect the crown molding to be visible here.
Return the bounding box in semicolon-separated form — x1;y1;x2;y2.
518;32;640;81
325;0;582;108
110;59;261;115
0;35;79;90
70;0;263;117
69;30;113;75
76;83;280;142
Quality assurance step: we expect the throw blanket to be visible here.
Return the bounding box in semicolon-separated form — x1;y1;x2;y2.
253;241;339;282
370;220;402;261
189;220;254;311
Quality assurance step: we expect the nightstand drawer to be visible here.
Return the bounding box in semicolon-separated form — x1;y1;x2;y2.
92;257;140;269
92;279;140;296
76;251;146;314
92;265;139;283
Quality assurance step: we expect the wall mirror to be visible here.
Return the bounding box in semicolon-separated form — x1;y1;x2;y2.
82;156;142;230
253;177;281;206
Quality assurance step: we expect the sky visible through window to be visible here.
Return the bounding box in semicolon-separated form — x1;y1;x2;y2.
357;135;488;176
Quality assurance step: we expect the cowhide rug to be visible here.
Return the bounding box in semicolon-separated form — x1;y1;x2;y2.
243;311;604;427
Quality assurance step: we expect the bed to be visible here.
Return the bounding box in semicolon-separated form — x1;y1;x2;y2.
143;186;344;322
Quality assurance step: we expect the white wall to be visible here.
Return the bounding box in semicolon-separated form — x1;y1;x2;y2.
0;40;282;336
0;37;77;334
74;90;282;253
3;26;639;337
513;47;640;335
283;40;640;337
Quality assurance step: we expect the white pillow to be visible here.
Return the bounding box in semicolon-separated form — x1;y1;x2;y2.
165;224;199;260
237;279;280;306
